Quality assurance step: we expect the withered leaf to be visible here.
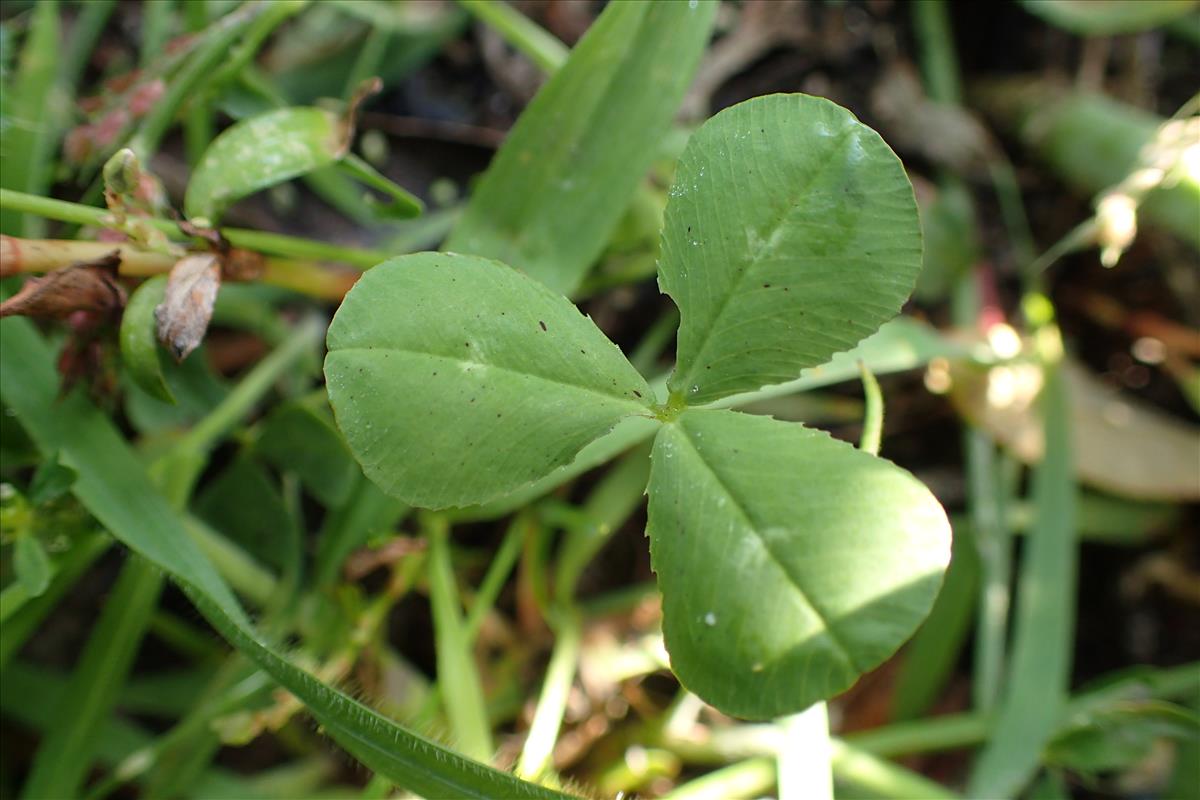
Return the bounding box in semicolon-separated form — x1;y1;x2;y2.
0;254;125;319
337;77;383;158
155;253;221;362
951;358;1200;501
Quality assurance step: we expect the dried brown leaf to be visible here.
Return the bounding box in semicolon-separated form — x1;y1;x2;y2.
952;358;1200;501
0;254;126;319
155;253;221;362
337;77;383;158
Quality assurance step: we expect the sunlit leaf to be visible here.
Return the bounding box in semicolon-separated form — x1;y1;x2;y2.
325;252;655;508
646;408;950;719
661;94;922;405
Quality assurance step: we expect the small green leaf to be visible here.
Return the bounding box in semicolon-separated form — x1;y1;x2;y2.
1046;700;1200;775
325;253;654;508
646;408;950;719
185;107;340;221
184;107;421;224
661;94;922;405
14;535;52;598
444;0;716;294
120;275;175;403
28;454;77;505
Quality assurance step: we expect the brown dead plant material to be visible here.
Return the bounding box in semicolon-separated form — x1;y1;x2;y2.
156;253;221;362
0;253;126;319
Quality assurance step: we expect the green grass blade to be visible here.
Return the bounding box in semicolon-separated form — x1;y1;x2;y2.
0;0;59;237
891;521;980;720
427;515;495;762
457;0;568;72
20;556;164;800
138;658;274;800
0;533;111;667
665;758;775;800
463;513;527;641
1167;682;1200;799
1;663;274;799
0;316;574;800
968;358;1078;798
517;612;581;780
858;361;884;455
140;0;176;65
831;739;960;799
444;0;717;294
128;2;295;159
969;435;1017;712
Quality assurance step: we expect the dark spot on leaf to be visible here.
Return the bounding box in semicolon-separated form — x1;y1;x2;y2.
762;283;771;288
